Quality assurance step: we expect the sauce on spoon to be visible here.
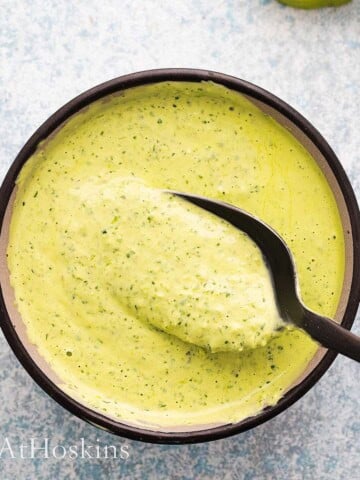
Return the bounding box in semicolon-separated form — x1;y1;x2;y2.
99;179;286;353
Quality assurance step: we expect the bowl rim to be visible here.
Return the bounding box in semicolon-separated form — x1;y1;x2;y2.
0;68;359;444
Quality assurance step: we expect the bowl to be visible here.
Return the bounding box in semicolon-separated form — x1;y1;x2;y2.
0;68;359;444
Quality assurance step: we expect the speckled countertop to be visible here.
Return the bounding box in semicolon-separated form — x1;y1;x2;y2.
0;1;359;479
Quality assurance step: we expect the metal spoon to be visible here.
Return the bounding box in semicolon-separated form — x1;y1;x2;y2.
170;191;360;363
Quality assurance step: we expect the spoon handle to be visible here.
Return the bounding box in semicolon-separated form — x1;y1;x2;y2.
301;308;360;362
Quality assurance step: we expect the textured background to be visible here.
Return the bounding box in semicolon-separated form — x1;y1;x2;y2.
0;1;359;479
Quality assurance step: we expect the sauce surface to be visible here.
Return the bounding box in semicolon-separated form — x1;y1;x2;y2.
7;81;345;428
64;176;285;353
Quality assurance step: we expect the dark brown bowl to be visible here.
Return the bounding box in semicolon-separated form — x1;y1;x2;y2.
0;68;359;444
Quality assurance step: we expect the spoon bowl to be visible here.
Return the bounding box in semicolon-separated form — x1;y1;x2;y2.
171;191;360;362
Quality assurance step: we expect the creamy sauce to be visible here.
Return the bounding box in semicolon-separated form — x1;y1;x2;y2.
63;176;285;353
7;81;345;428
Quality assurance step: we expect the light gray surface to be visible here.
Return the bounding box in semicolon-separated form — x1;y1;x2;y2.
0;1;359;479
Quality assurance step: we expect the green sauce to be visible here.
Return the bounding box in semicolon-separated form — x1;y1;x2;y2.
64;177;285;353
7;81;345;428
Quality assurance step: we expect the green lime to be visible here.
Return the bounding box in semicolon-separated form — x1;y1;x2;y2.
277;0;351;8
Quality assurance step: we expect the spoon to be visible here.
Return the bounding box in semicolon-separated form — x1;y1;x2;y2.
170;191;360;363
